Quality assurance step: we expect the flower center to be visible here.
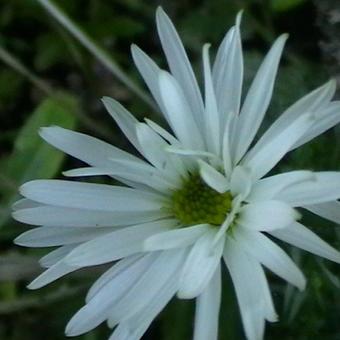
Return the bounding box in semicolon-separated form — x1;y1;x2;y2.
171;173;232;226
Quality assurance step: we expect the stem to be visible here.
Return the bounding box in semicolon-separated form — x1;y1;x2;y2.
36;0;156;110
0;45;52;95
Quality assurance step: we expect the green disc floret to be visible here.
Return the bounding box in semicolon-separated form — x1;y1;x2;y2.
171;173;232;226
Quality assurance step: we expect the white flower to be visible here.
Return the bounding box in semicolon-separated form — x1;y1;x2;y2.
13;7;340;340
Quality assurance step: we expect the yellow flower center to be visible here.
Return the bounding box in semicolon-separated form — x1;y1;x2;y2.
171;173;232;226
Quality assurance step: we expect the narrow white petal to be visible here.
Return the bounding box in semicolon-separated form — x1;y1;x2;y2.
166;146;216;159
177;229;225;299
102;97;141;153
40;244;78;268
14;226;110;247
107;248;186;327
144;224;210;251
270;222;340;263
230;166;252;198
242;113;315;180
239;200;300;231
193;264;221;340
136;122;168;168
64;220;176;266
12;198;41;211
62;164;176;193
213;14;243;130
86;255;142;303
234;228;306;290
66;253;157;336
109;261;179;339
225;237;277;323
277;172;340;206
232;34;288;163
158;71;204;150
223;238;266;340
257;264;278;323
248;171;315;202
20;180;165;212
203;44;220;154
246;79;336;159
304;201;340;224
136;123;184;182
39;126;140;167
13;205;166;227
144;118;180;146
28;261;79;289
131;44;165;112
222;111;237;176
199;160;229;193
105;158;178;192
292;102;340;149
63;167;117;177
156;7;205;130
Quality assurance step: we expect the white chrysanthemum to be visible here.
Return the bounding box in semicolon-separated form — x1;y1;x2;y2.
13;7;340;340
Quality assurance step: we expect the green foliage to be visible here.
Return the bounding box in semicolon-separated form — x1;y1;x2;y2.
0;93;78;227
271;0;307;12
0;69;23;109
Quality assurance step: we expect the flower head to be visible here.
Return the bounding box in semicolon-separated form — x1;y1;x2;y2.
13;7;340;340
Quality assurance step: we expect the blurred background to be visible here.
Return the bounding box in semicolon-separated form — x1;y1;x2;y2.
1;0;340;339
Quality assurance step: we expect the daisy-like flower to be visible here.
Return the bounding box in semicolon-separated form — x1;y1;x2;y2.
13;7;340;340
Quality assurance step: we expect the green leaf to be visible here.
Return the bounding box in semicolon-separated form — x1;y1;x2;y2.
0;92;79;227
271;0;307;12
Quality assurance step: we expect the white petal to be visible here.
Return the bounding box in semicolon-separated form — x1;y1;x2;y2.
109;260;178;339
62;164;176;193
277;172;340;206
177;229;225;299
106;248;186;328
156;7;205;130
86;255;142;302
193;264;221;340
14;226;110;247
304;201;340;224
131;44;165;112
136;123;184;182
270;222;340;263
230;165;252;198
248;171;315;202
66;253;157;336
223;238;266;340
12;198;41;210
203;44;220;154
39;126;140;167
199;160;229;193
102;97;141;153
166;145;216;159
144;118;180;146
222;110;237;176
292;101;340;149
64;220;175;266
39;244;78;268
20;180;165;212
213;16;243;124
245;79;336;159
28;261;79;289
13;205;166;227
239;200;300;231
232;34;288;163
144;224;210;251
234;228;306;290
158;71;204;150
242;112;315;180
